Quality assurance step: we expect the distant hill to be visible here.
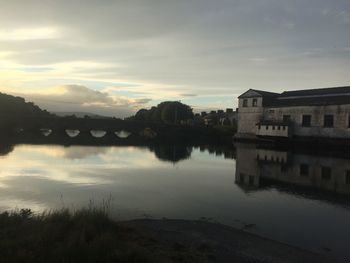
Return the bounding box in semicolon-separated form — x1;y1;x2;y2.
53;112;111;119
0;92;53;119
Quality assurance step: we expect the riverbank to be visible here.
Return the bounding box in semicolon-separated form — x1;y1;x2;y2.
0;208;335;263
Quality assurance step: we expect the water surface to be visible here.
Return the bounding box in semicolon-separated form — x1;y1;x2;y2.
0;142;349;262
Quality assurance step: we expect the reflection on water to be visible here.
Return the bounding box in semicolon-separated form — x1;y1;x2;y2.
235;143;350;196
150;144;193;163
0;141;349;261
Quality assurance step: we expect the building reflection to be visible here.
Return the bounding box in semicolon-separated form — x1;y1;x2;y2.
235;143;350;196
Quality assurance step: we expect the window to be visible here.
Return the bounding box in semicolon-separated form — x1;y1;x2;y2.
324;115;334;127
346;171;350;184
252;99;258;107
283;115;291;122
278;126;281;130
249;175;255;186
281;164;288;172
243;99;248;107
302;115;311;127
258;125;261;130
348;115;350;128
300;164;309;176
239;173;245;183
266;126;269;130
321;167;332;180
272;126;275;130
282;126;286;130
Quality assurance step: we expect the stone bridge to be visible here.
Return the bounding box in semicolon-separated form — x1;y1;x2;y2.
9;117;161;139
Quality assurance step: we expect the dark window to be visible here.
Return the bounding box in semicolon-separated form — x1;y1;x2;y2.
249;176;255;186
278;126;281;130
324;115;334;127
272;126;275;130
283;126;286;130
348;116;350;128
266;126;268;130
243;99;248;107
281;164;288;172
321;167;332;180
346;171;350;184
300;164;309;176
302;115;311;127
283;115;291;122
252;99;258;107
258;125;261;130
239;173;245;183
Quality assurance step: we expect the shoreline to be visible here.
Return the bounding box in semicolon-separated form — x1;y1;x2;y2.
122;218;336;263
0;208;336;262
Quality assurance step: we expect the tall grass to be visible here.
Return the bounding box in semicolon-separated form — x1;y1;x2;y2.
0;202;153;263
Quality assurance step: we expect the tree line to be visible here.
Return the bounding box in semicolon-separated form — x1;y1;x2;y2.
127;101;194;124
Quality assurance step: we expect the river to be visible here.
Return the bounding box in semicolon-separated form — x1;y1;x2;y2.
0;141;349;262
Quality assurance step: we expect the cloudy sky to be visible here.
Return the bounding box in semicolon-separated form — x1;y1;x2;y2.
0;0;349;117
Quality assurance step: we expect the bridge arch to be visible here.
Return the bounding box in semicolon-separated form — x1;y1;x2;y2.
90;130;107;138
65;129;80;138
40;128;52;137
115;130;132;139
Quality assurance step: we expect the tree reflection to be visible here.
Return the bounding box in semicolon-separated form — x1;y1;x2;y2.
150;144;192;163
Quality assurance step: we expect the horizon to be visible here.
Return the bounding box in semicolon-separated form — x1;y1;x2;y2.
0;0;349;117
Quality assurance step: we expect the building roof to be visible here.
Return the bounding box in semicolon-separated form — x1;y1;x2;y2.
238;89;279;98
280;86;350;97
239;86;350;107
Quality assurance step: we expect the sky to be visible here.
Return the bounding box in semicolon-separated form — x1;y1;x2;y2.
0;0;349;117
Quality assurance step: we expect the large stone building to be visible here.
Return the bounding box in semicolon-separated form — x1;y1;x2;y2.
236;86;350;139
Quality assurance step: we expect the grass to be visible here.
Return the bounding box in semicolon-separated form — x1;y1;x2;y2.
0;206;155;263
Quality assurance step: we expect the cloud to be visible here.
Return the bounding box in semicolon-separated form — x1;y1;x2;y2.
0;0;349;110
180;93;197;97
0;27;61;41
11;85;152;118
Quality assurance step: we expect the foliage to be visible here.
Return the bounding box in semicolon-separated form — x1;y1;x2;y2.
0;207;154;263
0;92;52;119
132;101;194;124
0;205;221;263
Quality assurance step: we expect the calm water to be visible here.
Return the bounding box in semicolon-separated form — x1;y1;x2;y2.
1;142;350;262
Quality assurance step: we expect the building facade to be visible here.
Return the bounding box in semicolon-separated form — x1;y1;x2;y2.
237;86;350;139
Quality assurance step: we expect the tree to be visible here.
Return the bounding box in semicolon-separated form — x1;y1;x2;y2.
132;101;193;124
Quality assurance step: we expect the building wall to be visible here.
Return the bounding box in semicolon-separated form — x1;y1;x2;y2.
263;104;350;138
256;124;289;137
237;97;263;135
